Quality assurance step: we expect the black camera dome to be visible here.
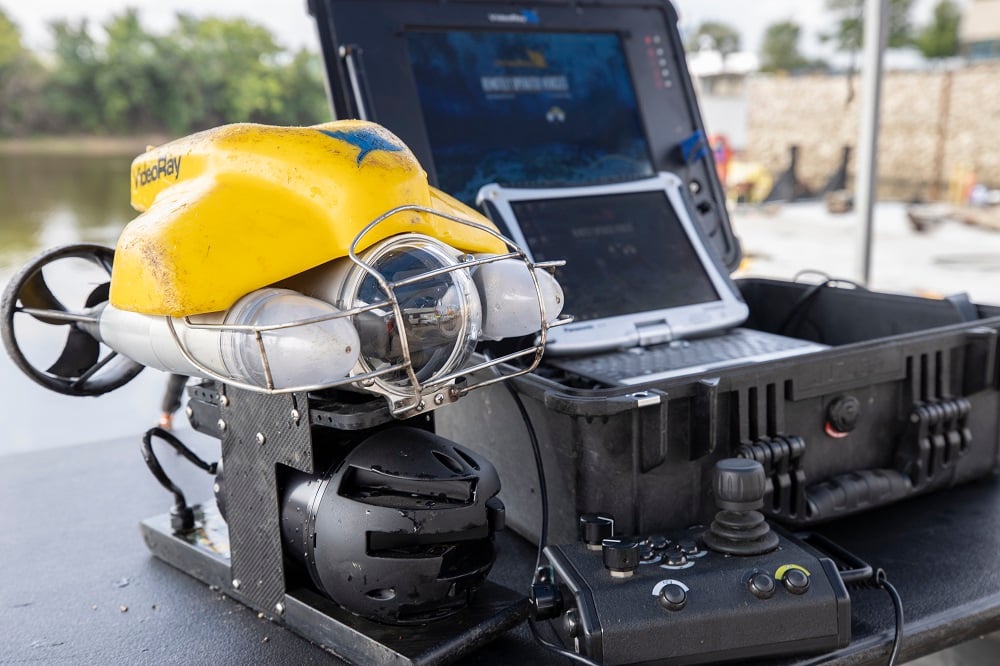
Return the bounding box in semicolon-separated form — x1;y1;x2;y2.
281;427;504;624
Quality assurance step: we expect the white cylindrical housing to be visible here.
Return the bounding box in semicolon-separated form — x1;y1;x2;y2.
473;257;564;340
98;288;360;390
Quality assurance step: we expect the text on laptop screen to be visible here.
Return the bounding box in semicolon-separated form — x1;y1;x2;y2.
511;191;720;322
405;30;654;204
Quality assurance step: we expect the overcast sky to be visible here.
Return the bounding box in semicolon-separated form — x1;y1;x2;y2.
5;0;950;57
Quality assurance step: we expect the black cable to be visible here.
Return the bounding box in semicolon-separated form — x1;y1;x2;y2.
481;350;549;571
876;568;904;666
482;351;596;664
141;426;218;532
528;618;602;666
777;273;863;336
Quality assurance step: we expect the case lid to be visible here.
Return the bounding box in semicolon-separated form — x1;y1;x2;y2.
309;0;742;271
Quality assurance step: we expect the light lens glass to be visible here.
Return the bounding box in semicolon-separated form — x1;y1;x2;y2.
345;237;481;389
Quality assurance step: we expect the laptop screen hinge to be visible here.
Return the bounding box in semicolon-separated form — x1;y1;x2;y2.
635;320;673;346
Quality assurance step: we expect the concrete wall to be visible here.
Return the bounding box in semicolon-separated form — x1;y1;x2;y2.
744;62;1000;198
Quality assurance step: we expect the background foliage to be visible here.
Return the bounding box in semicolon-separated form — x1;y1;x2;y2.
0;6;329;137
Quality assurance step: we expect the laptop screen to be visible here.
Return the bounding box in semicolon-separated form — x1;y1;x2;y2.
510;190;720;322
405;29;654;205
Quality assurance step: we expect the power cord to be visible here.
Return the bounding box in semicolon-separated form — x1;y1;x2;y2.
481;350;549;569
528;617;602;666
777;272;863;337
483;351;603;664
876;568;904;666
141;426;218;532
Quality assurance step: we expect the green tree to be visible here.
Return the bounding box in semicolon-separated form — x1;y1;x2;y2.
914;0;961;59
0;5;23;70
43;19;103;132
5;8;331;137
760;21;819;73
96;9;172;132
0;7;46;136
166;14;286;129
279;49;331;126
685;21;742;57
823;0;916;52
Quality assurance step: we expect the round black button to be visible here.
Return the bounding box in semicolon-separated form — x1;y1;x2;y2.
678;539;699;555
658;583;687;611
748;572;775;599
648;535;669;550
782;568;810;594
664;546;688;567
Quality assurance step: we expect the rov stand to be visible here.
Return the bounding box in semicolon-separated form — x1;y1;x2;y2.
139;383;526;665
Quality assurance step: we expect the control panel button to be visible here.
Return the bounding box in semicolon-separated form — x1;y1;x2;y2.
748;572;776;599
664;546;688;567
658;583;688;611
579;513;615;550
603;538;640;578
782;568;810;594
647;534;670;550
678;539;699;555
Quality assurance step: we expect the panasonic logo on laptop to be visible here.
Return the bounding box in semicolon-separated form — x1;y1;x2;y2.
487;10;540;24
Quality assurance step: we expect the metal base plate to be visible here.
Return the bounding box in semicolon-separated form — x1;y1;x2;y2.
140;503;528;666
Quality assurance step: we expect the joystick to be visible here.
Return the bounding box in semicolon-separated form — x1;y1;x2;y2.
702;457;780;555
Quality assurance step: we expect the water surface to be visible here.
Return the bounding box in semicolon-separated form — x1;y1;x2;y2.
0;152;181;455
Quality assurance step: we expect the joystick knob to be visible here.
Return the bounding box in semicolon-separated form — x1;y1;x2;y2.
579;513;615;551
602;538;640;578
714;458;767;511
703;458;780;556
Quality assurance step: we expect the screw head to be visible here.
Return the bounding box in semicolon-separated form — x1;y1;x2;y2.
232;579;241;590
256;432;266;446
290;409;300;424
275;602;285;615
217;419;227;432
219;395;230;407
434;393;445;405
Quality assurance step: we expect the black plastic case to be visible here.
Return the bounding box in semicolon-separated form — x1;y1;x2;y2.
311;0;1000;545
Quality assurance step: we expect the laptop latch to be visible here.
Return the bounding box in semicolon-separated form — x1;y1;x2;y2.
635;320;673;346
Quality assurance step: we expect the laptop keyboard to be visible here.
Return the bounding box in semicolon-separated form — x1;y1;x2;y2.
548;329;827;385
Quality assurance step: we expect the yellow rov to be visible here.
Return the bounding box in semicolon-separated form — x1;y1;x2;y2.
116;119;506;317
1;120;564;415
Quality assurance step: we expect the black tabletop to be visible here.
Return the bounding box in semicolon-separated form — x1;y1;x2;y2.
2;430;1000;665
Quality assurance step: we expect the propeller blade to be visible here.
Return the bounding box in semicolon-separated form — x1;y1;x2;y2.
46;327;101;379
85;282;110;308
20;271;69;325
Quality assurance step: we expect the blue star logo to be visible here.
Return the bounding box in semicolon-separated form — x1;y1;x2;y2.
319;128;404;166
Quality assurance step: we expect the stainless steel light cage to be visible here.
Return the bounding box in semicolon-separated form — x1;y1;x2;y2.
165;204;569;417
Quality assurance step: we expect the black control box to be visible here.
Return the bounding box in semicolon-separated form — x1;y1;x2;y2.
538;529;850;665
531;460;852;665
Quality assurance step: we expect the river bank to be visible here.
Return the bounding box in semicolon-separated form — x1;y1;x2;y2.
0;135;170;156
